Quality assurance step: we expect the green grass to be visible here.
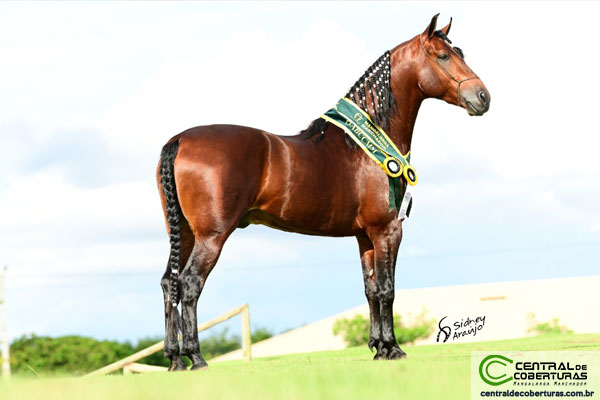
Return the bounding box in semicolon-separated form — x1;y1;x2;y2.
1;334;599;400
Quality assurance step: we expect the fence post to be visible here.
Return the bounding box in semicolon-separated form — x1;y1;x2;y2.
0;266;10;378
241;303;251;362
122;364;133;375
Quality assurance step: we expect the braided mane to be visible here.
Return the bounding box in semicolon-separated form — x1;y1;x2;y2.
302;50;397;143
345;51;396;130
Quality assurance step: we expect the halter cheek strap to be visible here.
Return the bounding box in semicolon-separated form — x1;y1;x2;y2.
419;34;479;107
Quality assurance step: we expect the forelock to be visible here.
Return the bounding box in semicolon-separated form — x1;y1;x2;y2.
434;30;465;59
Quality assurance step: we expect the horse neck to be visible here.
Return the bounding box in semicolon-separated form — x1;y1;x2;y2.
386;43;425;156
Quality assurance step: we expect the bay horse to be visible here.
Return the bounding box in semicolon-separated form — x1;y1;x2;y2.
157;14;490;371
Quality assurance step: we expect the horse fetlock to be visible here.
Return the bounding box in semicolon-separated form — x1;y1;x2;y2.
181;343;200;358
189;354;208;371
164;343;180;358
387;346;407;360
168;357;188;372
373;340;406;361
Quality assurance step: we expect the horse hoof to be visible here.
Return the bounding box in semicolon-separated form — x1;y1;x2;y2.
387;346;407;360
168;358;188;371
373;342;407;360
190;362;208;371
373;345;388;360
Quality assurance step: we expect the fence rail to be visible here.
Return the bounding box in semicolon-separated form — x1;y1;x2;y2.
123;363;166;374
84;303;251;376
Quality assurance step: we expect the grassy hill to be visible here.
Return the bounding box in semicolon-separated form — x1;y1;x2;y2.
1;334;599;400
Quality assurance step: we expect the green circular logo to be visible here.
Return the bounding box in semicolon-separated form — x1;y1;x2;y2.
479;355;514;386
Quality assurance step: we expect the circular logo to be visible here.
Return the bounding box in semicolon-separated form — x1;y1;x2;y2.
387;160;400;173
404;165;418;186
383;157;403;178
479;355;514;386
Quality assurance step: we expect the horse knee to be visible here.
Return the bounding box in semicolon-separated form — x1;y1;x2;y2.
364;282;377;299
375;287;395;304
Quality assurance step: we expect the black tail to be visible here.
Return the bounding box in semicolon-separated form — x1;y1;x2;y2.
159;139;183;331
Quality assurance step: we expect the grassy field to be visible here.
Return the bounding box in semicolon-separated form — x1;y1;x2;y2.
1;334;599;400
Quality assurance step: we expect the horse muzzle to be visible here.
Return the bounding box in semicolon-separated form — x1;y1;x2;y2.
461;84;490;116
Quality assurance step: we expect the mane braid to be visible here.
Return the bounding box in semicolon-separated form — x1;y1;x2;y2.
345;51;395;130
300;50;396;145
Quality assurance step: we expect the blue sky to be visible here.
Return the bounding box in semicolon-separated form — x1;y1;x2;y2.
1;2;599;343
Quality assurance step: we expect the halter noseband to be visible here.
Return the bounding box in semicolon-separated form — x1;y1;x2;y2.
419;34;478;107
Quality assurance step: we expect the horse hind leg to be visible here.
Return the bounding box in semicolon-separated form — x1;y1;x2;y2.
179;234;227;370
160;218;194;371
160;270;186;371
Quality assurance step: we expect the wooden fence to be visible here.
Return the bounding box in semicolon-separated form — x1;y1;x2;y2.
84;303;251;376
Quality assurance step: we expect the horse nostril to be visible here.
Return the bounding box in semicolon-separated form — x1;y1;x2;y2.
478;90;488;105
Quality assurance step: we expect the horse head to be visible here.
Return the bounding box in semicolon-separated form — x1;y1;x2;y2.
410;14;490;116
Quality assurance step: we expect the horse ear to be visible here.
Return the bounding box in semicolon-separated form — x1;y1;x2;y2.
424;13;440;38
441;17;452;36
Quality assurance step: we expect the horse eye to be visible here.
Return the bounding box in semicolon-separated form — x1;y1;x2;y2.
438;54;450;61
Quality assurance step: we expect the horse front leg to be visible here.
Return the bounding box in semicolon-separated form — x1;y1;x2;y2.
369;220;406;360
357;235;382;355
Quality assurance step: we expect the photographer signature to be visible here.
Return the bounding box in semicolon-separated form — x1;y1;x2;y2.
436;315;486;343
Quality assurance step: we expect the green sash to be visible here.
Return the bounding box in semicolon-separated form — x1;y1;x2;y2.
321;98;417;214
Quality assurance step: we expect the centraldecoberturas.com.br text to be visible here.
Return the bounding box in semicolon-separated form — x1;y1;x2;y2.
479;389;595;397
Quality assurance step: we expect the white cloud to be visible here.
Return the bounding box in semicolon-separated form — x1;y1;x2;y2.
97;19;372;158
